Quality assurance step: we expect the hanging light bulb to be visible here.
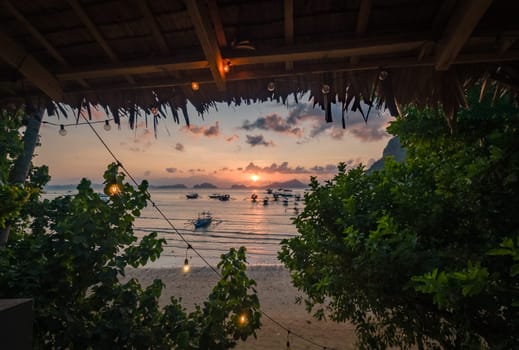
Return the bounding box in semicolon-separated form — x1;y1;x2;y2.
108;183;120;196
321;84;331;94
183;244;191;272
58;124;67;136
378;70;389;81
191;81;200;91
267;81;276;92
239;314;248;325
183;258;190;273
223;60;232;73
104;120;111;131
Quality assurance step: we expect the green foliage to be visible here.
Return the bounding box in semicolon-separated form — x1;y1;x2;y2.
279;89;519;349
0;111;260;349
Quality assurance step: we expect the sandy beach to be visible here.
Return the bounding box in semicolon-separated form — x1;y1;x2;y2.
126;265;357;349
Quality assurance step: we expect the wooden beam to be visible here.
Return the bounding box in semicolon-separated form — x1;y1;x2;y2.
135;0;170;55
2;0;89;88
55;36;425;81
350;0;372;65
208;0;227;48
284;0;294;71
0;31;63;100
67;0;135;84
57;58;208;80
435;0;492;71
230;37;425;66
184;0;226;91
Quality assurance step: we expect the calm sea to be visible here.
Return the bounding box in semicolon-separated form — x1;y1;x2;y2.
44;188;304;268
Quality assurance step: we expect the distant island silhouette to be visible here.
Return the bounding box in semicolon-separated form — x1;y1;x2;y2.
193;182;218;189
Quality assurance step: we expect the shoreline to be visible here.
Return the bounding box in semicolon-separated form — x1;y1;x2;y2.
125;265;357;349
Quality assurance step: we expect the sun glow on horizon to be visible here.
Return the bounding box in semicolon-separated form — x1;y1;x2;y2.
251;174;260;182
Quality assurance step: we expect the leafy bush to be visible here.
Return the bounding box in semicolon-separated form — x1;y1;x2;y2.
279;90;519;349
0;112;260;349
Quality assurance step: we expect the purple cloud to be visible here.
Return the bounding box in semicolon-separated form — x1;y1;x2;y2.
245;134;275;147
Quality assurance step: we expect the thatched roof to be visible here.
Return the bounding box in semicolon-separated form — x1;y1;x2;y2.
1;0;518;126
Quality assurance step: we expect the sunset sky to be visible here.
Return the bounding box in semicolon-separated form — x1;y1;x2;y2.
35;92;393;188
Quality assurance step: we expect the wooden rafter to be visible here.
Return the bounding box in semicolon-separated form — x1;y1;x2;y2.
0;31;63;100
435;0;493;71
208;0;227;48
135;0;170;55
2;0;89;88
184;0;226;91
350;0;372;65
56;36;425;81
57;59;208;81
230;37;425;66
66;0;135;84
284;0;294;71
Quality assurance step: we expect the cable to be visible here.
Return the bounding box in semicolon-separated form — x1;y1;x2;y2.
42;118;114;127
79;112;339;350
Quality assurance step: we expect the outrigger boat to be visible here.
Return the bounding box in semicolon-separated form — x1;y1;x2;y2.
186;192;199;199
191;211;213;228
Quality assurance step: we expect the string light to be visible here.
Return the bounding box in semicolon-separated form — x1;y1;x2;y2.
191;81;200;91
79;114;340;350
183;244;192;273
108;183;120;196
104;120;111;131
239;314;248;325
223;60;232;73
58;124;67;136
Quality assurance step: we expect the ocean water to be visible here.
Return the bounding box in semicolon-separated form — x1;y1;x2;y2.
45;188;305;268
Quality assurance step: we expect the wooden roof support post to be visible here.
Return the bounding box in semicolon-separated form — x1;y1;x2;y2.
185;0;226;91
0;31;63;101
208;0;227;48
350;0;372;65
284;0;294;71
435;0;492;71
67;0;135;84
2;0;88;88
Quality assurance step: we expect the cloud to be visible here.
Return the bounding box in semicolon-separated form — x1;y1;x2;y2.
182;121;220;137
188;168;205;173
174;142;184;151
241;113;303;136
165;167;178;173
245;134;275;147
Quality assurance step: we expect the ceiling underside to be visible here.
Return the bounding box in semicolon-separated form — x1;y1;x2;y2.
1;0;518;124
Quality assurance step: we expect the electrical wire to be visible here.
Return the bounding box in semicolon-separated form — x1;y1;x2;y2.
78;112;339;350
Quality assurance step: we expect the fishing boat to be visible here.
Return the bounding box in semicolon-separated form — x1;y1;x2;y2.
192;211;213;228
186;192;199;199
208;193;220;199
218;194;230;201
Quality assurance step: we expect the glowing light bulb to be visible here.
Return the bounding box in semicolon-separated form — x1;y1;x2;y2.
104;120;111;131
183;258;190;273
239;314;247;325
223;60;232;73
191;81;200;91
267;81;275;92
58;125;67;136
108;183;120;196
